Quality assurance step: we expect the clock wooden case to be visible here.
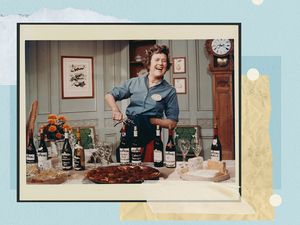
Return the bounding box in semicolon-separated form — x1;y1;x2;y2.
205;39;234;160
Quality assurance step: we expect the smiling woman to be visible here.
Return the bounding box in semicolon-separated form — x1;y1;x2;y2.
105;44;179;163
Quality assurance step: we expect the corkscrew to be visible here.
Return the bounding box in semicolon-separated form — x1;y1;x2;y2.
113;117;135;127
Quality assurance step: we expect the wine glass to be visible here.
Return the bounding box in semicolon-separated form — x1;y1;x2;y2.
103;142;113;165
191;135;203;157
177;138;190;166
91;151;99;168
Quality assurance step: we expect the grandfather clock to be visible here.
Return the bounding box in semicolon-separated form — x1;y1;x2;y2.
205;39;234;160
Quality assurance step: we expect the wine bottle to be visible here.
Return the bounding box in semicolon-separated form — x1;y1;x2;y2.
61;128;73;170
165;129;176;168
211;124;222;161
37;129;48;170
153;125;164;167
131;126;141;164
74;128;85;170
119;125;130;165
26;130;37;164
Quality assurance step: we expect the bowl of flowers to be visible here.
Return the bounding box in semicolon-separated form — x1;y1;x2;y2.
40;114;72;157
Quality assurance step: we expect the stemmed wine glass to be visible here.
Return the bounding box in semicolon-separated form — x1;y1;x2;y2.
191;135;203;157
103;142;113;165
177;138;190;166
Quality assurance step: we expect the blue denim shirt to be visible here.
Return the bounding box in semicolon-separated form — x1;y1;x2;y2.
109;74;179;122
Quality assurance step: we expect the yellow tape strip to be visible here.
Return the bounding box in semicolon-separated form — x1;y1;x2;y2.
120;76;274;220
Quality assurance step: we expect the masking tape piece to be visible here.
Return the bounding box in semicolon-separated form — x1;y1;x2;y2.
120;76;274;220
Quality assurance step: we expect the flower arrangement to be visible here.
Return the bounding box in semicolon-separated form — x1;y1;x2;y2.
40;114;72;141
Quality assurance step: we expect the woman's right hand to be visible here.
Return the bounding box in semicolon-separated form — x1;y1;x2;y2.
112;109;123;121
105;93;124;121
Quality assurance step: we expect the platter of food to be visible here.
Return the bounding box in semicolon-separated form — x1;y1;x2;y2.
178;160;231;182
26;167;68;184
86;165;160;184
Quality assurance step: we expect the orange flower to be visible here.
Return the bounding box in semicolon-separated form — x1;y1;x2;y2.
48;125;57;132
48;119;56;125
58;115;67;122
62;124;70;130
55;133;62;139
48;114;57;120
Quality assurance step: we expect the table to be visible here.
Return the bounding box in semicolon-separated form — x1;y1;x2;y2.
63;160;235;184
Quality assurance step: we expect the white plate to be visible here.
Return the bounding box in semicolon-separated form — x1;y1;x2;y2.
180;169;219;181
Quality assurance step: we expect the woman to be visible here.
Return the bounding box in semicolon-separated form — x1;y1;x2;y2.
105;44;179;162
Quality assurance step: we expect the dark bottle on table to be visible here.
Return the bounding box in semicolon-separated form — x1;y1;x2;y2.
74;128;85;171
153;125;164;167
61;128;73;170
165;129;176;168
26;130;37;164
131;126;141;165
210;124;222;161
119;125;130;165
37;129;49;170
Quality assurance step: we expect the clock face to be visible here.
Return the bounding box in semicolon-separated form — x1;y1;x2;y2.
211;39;231;56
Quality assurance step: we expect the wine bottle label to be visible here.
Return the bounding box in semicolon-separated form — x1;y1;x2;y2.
154;149;162;163
212;139;217;145
211;150;221;161
165;151;176;167
37;152;47;169
38;147;46;151
62;152;72;169
26;154;36;163
120;148;130;164
156;130;160;136
131;147;141;164
74;155;81;170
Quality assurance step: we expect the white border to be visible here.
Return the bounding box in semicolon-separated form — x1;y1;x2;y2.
19;24;240;201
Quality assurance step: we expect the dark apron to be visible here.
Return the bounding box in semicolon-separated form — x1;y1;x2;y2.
116;115;156;162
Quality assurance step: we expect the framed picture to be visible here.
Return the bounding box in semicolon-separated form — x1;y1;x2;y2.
61;56;94;99
174;125;203;160
174;78;187;94
173;57;186;73
72;126;96;149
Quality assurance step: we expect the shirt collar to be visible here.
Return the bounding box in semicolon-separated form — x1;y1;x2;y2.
144;73;165;88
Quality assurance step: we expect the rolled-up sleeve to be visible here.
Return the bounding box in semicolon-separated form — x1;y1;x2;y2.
109;79;132;101
164;88;179;122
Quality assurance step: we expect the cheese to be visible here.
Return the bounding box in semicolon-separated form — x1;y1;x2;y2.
207;160;226;173
188;156;203;171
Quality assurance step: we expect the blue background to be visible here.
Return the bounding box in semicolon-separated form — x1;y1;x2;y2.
1;0;299;224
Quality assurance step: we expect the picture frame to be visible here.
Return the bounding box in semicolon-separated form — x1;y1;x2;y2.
61;56;94;99
72;126;96;149
173;77;187;94
174;125;203;160
173;57;186;73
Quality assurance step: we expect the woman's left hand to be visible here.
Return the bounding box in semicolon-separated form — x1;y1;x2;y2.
150;118;177;130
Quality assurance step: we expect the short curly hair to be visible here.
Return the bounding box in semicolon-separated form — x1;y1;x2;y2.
143;44;172;71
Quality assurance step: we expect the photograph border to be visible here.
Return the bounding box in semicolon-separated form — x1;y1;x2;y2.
17;23;241;202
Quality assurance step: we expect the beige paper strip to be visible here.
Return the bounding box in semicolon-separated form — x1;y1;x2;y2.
120;76;274;220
